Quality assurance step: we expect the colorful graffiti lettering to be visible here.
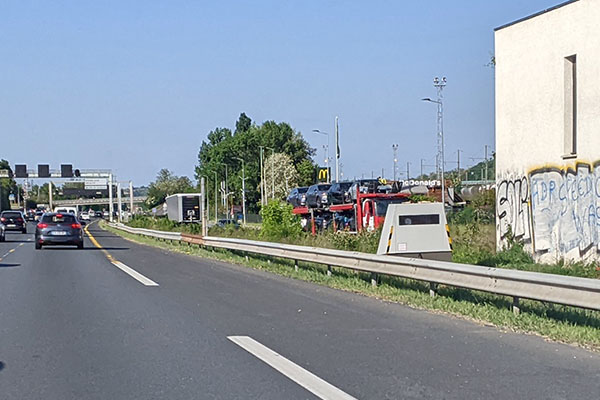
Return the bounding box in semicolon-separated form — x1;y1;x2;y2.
497;160;600;260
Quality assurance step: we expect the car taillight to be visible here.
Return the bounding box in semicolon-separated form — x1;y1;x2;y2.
37;223;48;229
0;217;5;222
71;223;81;229
17;218;23;222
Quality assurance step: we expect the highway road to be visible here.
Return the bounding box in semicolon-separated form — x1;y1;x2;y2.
0;221;599;399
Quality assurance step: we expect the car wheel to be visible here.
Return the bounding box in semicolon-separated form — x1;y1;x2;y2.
22;228;27;234
35;242;42;250
77;242;84;249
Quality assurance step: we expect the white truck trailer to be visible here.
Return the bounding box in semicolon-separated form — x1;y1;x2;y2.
165;193;202;223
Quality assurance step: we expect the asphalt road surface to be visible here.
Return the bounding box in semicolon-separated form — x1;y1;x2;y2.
0;220;599;399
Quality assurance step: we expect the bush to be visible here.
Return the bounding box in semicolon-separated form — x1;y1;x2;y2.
259;199;302;240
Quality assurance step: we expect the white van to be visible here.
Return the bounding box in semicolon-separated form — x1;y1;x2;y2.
54;206;78;216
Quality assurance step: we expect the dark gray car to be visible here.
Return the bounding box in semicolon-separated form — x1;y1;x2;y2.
35;213;84;250
286;187;309;207
305;184;332;208
0;211;27;233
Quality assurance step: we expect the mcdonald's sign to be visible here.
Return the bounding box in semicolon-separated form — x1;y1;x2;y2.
317;167;330;183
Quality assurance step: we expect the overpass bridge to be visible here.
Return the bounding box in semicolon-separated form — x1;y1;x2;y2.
53;196;147;207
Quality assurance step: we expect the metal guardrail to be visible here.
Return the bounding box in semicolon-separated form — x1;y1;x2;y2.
108;223;600;313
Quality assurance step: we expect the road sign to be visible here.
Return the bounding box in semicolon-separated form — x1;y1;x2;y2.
85;178;107;190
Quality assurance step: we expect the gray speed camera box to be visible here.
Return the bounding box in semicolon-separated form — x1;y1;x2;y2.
377;203;452;261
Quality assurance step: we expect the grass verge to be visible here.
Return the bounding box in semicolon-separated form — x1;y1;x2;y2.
101;220;600;351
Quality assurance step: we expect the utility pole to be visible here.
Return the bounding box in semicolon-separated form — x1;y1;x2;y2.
422;76;447;205
235;157;247;225
49;181;53;211
117;182;122;223
259;147;264;206
335;116;340;183
213;171;217;223
108;173;113;222
381;168;384;179
406;162;410;180
484;145;489;182
420;159;425;178
201;177;207;236
457;149;462;178
392;144;399;181
129;181;134;217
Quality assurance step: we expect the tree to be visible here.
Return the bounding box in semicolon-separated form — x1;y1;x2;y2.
235;112;252;134
146;169;193;208
0;160;17;211
262;153;299;200
195;114;317;212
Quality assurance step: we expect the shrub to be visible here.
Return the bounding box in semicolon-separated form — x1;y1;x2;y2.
259;199;302;240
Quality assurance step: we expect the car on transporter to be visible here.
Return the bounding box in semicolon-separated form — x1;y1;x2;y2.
35;212;84;250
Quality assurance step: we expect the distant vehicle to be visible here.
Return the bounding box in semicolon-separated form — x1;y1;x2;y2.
324;181;353;205
346;179;386;202
55;206;78;215
88;209;95;218
103;210;109;218
34;211;43;221
79;212;90;221
0;211;27;233
25;210;36;221
35;212;84;250
165;193;202;223
305;184;332;208
95;211;103;218
0;221;5;241
216;219;240;229
286;187;309;208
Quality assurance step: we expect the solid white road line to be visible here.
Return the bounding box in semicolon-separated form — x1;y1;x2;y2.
228;336;357;400
111;261;159;286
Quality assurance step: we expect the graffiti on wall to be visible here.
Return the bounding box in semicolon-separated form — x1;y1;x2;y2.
497;176;531;241
498;161;600;259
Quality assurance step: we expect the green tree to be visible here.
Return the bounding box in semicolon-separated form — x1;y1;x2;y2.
195;113;316;212
146;169;193;208
0;160;17;211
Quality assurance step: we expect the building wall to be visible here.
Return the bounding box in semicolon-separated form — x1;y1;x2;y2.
495;0;600;262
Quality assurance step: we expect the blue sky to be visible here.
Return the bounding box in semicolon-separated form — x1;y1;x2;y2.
0;0;563;185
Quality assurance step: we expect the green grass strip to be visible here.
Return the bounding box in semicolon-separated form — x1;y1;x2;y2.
101;221;600;351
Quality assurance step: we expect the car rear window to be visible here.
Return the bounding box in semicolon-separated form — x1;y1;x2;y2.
318;185;331;190
41;214;76;223
297;187;308;193
1;212;22;218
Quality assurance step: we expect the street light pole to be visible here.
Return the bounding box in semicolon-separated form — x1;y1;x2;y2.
213;170;217;223
422;76;447;206
259;146;264;206
220;163;228;217
335;116;340;182
235;157;246;225
392;144;399;181
313;129;331;183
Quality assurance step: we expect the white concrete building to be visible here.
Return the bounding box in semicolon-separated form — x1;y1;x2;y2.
495;0;600;262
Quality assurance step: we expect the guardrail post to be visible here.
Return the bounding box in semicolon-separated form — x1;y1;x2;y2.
371;273;377;287
429;282;438;298
512;297;520;315
294;260;299;272
327;265;332;277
